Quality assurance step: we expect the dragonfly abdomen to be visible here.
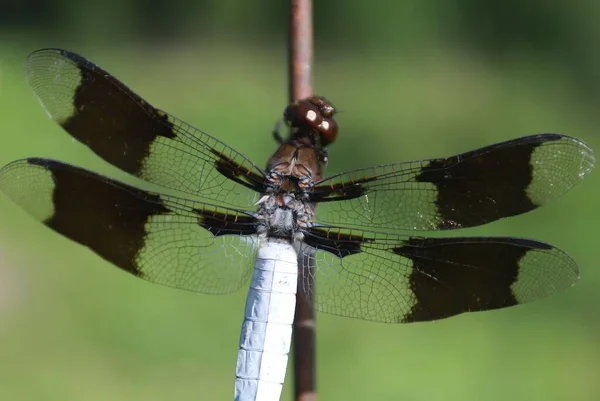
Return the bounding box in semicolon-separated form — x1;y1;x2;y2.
234;239;298;401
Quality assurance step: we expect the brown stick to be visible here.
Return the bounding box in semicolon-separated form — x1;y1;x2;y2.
288;0;313;100
288;1;316;401
293;251;316;401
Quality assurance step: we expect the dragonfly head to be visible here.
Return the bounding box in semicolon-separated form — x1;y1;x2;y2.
284;96;338;147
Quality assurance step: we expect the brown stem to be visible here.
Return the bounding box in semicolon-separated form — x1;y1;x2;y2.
288;0;313;101
293;251;316;401
288;1;316;401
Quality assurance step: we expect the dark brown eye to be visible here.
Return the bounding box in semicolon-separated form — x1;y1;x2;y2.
308;96;335;118
317;117;338;146
284;99;323;130
282;96;338;145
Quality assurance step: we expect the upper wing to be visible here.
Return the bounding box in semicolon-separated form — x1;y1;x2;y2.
26;48;266;208
300;225;578;323
313;134;595;231
0;158;259;294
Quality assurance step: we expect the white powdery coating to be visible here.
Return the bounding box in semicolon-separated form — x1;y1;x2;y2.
234;240;298;401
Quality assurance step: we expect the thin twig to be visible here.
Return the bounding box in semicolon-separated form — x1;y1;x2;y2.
288;0;313;100
288;1;316;401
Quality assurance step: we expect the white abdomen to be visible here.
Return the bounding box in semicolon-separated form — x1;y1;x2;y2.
234;239;298;401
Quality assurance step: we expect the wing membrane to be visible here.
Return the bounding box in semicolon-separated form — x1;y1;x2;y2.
301;226;578;323
313;134;595;231
16;49;589;322
26;48;266;208
0;158;259;294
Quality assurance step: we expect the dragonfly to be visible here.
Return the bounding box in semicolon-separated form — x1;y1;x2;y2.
0;48;595;401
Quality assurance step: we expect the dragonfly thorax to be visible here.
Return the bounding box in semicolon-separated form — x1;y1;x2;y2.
255;192;315;239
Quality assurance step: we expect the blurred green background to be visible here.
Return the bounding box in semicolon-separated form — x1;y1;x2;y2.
0;1;599;400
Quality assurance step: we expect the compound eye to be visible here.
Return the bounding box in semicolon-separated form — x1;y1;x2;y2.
317;117;338;146
308;96;336;117
285;99;323;130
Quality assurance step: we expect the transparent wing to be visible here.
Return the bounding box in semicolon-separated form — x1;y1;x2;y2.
0;158;259;294
300;226;578;323
26;48;266;208
313;134;595;231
